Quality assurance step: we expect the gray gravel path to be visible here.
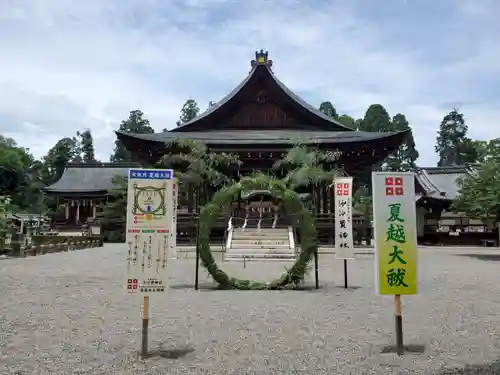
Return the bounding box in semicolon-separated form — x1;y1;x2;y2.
1;245;500;374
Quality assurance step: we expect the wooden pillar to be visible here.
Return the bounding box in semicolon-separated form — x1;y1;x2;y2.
75;200;80;225
92;201;96;219
322;186;328;215
65;202;69;220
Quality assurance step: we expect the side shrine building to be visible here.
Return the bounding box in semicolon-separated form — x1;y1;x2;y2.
42;51;492;246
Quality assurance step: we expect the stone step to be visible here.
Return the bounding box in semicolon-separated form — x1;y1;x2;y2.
230;240;290;247
231;238;290;246
224;254;297;260
232;233;288;241
235;228;288;233
226;248;295;254
228;245;295;250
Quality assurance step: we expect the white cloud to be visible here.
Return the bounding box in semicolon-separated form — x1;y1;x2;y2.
0;0;499;166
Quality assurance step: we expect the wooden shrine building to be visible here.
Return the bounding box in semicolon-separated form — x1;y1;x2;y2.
112;50;409;243
44;51;495;246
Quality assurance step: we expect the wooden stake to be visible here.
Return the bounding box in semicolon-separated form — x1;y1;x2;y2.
394;294;404;356
343;259;348;288
141;295;149;359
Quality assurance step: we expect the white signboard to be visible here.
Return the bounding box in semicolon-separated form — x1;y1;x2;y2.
170;179;178;259
334;177;354;259
125;168;175;294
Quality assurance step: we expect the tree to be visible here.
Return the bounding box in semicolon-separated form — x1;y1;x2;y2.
176;99;200;127
435;109;478;166
98;175;128;242
337;114;358;129
157;139;241;186
272;143;343;190
359;104;392;132
42;137;79;184
0;196;13;251
383;113;419;172
0;135;47;212
111;110;154;162
318;101;338;119
77;129;96;163
453;159;500;222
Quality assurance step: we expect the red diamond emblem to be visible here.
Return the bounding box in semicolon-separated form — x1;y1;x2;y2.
395;177;403;186
343;190;348;196
385;177;394;186
395;187;404;196
386;187;394;196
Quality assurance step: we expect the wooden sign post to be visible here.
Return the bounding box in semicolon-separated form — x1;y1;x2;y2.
125;169;176;359
141;295;150;358
372;172;418;356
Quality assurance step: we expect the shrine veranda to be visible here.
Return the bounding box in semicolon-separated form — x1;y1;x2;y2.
2;244;500;374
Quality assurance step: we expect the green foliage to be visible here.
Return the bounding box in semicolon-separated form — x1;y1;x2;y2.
176;99;200;127
42;137;80;183
273;143;343;190
157;139;241;186
453;162;500;220
337;114;359;129
453;139;500;220
384;113;419;172
359;104;392;132
197;176;317;290
0;196;13;239
77;129;97;163
435;109;478;166
98;175;128;242
111;110;154;162
318;101;338;119
0;136;46;213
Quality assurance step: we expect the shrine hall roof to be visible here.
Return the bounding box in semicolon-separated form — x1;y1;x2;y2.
42;163;136;194
116;129;410;146
172;50;352;132
415;165;476;201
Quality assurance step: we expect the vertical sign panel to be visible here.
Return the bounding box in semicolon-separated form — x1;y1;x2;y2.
334;177;354;259
372;172;418;295
169;178;178;258
125;169;174;294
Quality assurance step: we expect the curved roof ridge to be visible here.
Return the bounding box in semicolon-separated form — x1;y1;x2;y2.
415;168;441;195
171;57;354;132
267;67;353;131
171;66;256;132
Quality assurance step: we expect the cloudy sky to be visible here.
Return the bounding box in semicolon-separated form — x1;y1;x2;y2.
0;0;499;166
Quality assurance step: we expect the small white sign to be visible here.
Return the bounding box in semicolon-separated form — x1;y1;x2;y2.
334;177;354;259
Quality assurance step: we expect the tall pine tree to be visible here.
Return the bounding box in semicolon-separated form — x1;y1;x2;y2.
435;109;477;166
77;129;97;163
111;110;154;162
359;104;392;132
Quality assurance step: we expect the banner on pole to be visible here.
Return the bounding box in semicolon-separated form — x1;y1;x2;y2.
125;169;175;294
372;172;418;295
334;177;354;259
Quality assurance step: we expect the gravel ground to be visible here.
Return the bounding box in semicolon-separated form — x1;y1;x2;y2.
1;245;500;374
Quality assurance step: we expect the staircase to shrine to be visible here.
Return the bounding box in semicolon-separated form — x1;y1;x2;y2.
224;226;297;261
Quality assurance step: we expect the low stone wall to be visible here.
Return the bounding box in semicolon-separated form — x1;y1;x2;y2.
8;235;104;257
